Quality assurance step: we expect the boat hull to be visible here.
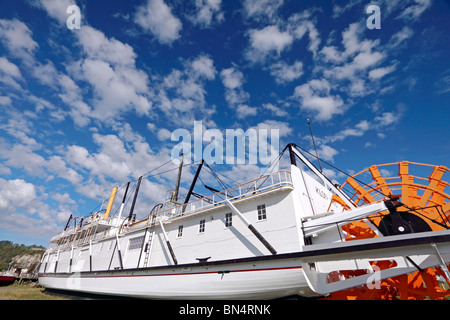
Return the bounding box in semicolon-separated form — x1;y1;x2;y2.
39;258;317;300
0;275;15;286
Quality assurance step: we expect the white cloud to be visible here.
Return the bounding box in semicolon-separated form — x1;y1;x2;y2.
221;67;244;90
51;192;76;205
134;0;182;44
353;50;384;70
332;0;362;18
0;18;38;63
253;119;292;137
55;25;154;124
369;65;397;80
75;58;151;119
318;22;390;98
0;18;96;127
0;173;73;238
190;0;224;28
0;143;46;177
46;155;83;185
35;0;76;25
246;25;293;62
157;128;172;141
155;55;217;124
236;104;257;118
0;57;22;79
243;0;284;21
262;103;288;117
0;57;23;89
0;178;37;211
388;26;414;48
320;45;347;64
78;26;137;66
56;127;177;208
399;0;432;21
294;79;345;121
269;60;303;84
31;4;155;125
325;120;371;143
374;112;399;127
190;55;217;80
319;109;403;147
0;96;11;105
0;109;40;147
287;12;321;57
220;67;256;119
316;144;339;162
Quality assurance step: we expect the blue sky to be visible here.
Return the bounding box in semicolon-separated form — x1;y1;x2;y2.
0;0;449;246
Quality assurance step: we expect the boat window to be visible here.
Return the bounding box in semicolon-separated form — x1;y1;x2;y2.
178;225;183;238
225;213;232;228
199;219;205;234
257;204;267;221
128;236;145;250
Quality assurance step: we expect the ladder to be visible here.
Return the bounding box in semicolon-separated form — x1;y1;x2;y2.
142;211;159;268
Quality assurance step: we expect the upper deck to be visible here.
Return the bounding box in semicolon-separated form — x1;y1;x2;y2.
157;170;292;220
47;170;293;252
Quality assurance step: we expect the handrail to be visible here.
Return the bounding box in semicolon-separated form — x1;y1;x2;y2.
153;170;293;221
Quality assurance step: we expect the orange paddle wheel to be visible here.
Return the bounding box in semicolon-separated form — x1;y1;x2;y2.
324;161;450;300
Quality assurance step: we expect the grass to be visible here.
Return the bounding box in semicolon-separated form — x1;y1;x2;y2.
0;282;68;300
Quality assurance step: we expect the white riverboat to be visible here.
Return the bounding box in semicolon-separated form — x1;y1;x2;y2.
38;144;450;299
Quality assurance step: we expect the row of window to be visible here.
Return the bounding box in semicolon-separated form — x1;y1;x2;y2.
126;204;268;248
177;204;267;238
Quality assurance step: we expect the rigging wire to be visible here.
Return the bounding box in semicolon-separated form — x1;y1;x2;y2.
204;162;232;191
292;143;391;200
132;158;174;182
254;147;287;190
73;159;201;220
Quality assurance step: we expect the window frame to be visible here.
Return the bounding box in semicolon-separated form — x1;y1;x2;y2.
257;204;267;221
128;235;145;250
224;212;232;228
199;219;205;234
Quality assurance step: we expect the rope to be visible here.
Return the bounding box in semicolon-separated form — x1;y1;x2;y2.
292;143;391;199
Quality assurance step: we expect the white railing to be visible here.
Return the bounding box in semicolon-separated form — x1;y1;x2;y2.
157;170;293;220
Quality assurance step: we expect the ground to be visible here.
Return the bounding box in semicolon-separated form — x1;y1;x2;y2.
0;283;67;300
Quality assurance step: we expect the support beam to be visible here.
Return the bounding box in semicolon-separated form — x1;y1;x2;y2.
173;153;184;202
184;160;204;205
225;199;277;255
89;240;93;272
116;182;130;227
288;143;297;166
159;221;178;265
64;214;73;231
69;246;74;273
116;234;124;270
128;177;142;221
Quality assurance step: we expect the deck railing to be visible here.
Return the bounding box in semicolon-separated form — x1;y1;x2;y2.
156;170;293;220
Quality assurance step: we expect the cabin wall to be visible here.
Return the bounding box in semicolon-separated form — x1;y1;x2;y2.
147;188;300;266
40;187;304;273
